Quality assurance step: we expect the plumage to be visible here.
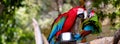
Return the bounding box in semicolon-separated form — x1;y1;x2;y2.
48;14;67;42
80;11;102;34
48;6;81;43
74;11;102;43
84;25;94;31
47;6;101;43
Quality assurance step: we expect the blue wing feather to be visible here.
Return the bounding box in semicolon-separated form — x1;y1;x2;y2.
48;17;66;43
84;25;94;31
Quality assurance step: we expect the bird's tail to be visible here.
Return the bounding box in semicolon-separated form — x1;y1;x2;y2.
49;38;55;44
48;35;55;44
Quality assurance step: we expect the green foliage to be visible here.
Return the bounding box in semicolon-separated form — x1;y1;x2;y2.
97;11;107;21
92;0;120;28
0;0;41;44
108;12;117;22
0;0;24;44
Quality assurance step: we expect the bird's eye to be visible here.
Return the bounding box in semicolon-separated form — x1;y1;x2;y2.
77;8;84;18
78;13;84;18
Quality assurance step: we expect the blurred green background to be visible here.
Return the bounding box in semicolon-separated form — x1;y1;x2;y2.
0;0;120;44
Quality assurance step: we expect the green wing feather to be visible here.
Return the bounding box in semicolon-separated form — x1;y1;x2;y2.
81;14;102;34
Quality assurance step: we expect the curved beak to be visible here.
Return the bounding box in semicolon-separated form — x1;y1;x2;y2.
84;10;87;19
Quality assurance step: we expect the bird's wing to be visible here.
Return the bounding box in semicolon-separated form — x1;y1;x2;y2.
48;13;67;42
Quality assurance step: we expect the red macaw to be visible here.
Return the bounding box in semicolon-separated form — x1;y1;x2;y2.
47;6;87;44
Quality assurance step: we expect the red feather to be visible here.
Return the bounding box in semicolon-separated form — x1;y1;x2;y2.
55;6;80;37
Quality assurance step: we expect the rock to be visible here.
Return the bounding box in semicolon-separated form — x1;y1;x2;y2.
113;29;120;44
90;37;120;44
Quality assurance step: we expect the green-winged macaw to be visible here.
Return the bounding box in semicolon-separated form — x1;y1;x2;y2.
74;10;102;43
47;6;87;44
71;0;102;43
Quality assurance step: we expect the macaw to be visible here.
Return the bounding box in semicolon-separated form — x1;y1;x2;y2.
74;10;102;43
47;6;87;44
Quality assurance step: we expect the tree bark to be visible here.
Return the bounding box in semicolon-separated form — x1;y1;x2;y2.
0;4;4;14
32;18;43;44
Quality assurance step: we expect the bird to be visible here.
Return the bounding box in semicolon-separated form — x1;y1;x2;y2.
47;6;87;44
74;11;102;43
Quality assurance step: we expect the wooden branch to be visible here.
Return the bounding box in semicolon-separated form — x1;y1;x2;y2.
55;0;63;14
42;34;49;44
78;37;120;44
32;18;43;44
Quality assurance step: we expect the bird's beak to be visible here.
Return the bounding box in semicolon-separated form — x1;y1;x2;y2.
84;10;87;19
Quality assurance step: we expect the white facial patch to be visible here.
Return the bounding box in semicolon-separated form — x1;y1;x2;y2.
77;8;84;15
